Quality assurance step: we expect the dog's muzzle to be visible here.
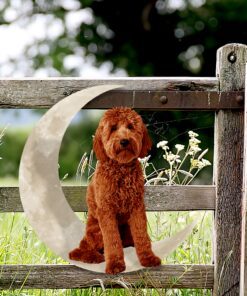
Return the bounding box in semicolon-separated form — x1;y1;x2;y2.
120;139;129;148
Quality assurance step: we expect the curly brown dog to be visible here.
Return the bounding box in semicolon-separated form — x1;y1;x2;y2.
69;107;161;274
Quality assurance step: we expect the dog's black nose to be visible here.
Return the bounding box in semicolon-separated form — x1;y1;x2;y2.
120;139;129;147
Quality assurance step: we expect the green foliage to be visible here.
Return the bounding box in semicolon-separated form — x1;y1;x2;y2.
0;127;29;178
0;111;102;181
0;0;247;76
59;111;101;182
0;127;6;161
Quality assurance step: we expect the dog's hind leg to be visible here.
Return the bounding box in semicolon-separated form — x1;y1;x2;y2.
69;213;104;263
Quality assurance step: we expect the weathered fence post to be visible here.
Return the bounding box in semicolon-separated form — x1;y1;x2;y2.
214;43;247;295
240;63;247;295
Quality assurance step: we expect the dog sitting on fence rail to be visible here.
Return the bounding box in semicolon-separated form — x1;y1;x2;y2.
69;107;161;274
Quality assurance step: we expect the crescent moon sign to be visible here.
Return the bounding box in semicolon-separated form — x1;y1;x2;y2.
19;85;198;273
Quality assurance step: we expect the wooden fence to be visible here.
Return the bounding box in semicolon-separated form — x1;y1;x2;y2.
0;43;246;295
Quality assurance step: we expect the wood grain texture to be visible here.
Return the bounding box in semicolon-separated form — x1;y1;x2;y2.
0;78;218;109
214;43;247;296
134;91;244;110
0;185;215;212
240;63;247;295
0;264;214;289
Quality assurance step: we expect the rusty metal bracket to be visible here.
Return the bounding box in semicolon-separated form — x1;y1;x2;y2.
86;90;244;110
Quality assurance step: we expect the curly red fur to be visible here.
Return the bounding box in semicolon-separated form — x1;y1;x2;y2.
69;107;161;274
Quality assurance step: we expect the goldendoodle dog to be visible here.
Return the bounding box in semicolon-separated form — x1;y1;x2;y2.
69;107;161;274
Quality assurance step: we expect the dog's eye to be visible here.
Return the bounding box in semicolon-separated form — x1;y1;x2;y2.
127;123;134;130
111;125;117;132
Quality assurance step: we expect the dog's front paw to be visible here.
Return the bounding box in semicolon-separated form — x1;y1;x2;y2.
140;253;161;267
69;248;104;263
106;258;126;274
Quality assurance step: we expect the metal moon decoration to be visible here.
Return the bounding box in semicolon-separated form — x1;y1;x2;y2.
19;85;198;273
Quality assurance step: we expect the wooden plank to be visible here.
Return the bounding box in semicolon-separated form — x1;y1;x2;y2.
214;43;247;296
145;185;215;211
0;264;214;289
0;86;243;110
0;185;215;212
133;91;244;110
0;77;223;110
0;77;243;110
240;63;247;295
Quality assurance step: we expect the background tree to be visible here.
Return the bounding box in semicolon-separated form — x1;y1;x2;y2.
0;0;246;77
0;0;246;182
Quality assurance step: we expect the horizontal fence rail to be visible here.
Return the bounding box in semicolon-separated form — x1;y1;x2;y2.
132;90;244;110
0;77;243;110
0;264;214;289
0;185;216;212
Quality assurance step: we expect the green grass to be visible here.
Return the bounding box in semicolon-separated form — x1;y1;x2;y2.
0;210;213;295
0;288;212;296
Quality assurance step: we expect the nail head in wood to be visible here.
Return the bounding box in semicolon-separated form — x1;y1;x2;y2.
236;95;244;104
228;51;237;63
159;95;168;104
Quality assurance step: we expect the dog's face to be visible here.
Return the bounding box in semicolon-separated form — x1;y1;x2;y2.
93;107;152;163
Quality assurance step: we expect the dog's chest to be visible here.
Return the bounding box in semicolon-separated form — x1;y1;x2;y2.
96;161;144;213
113;170;143;213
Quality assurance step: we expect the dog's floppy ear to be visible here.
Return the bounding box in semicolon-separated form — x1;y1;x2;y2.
93;125;108;161
139;124;152;158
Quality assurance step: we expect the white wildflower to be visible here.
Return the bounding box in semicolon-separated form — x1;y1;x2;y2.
189;138;201;146
197;161;205;169
138;155;151;163
165;169;171;175
201;158;211;167
188;136;202;156
188;145;202;155
191;158;211;169
188;131;199;138
157;140;169;150
166;152;181;164
190;159;201;168
138;155;151;167
157;140;168;147
175;144;185;152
